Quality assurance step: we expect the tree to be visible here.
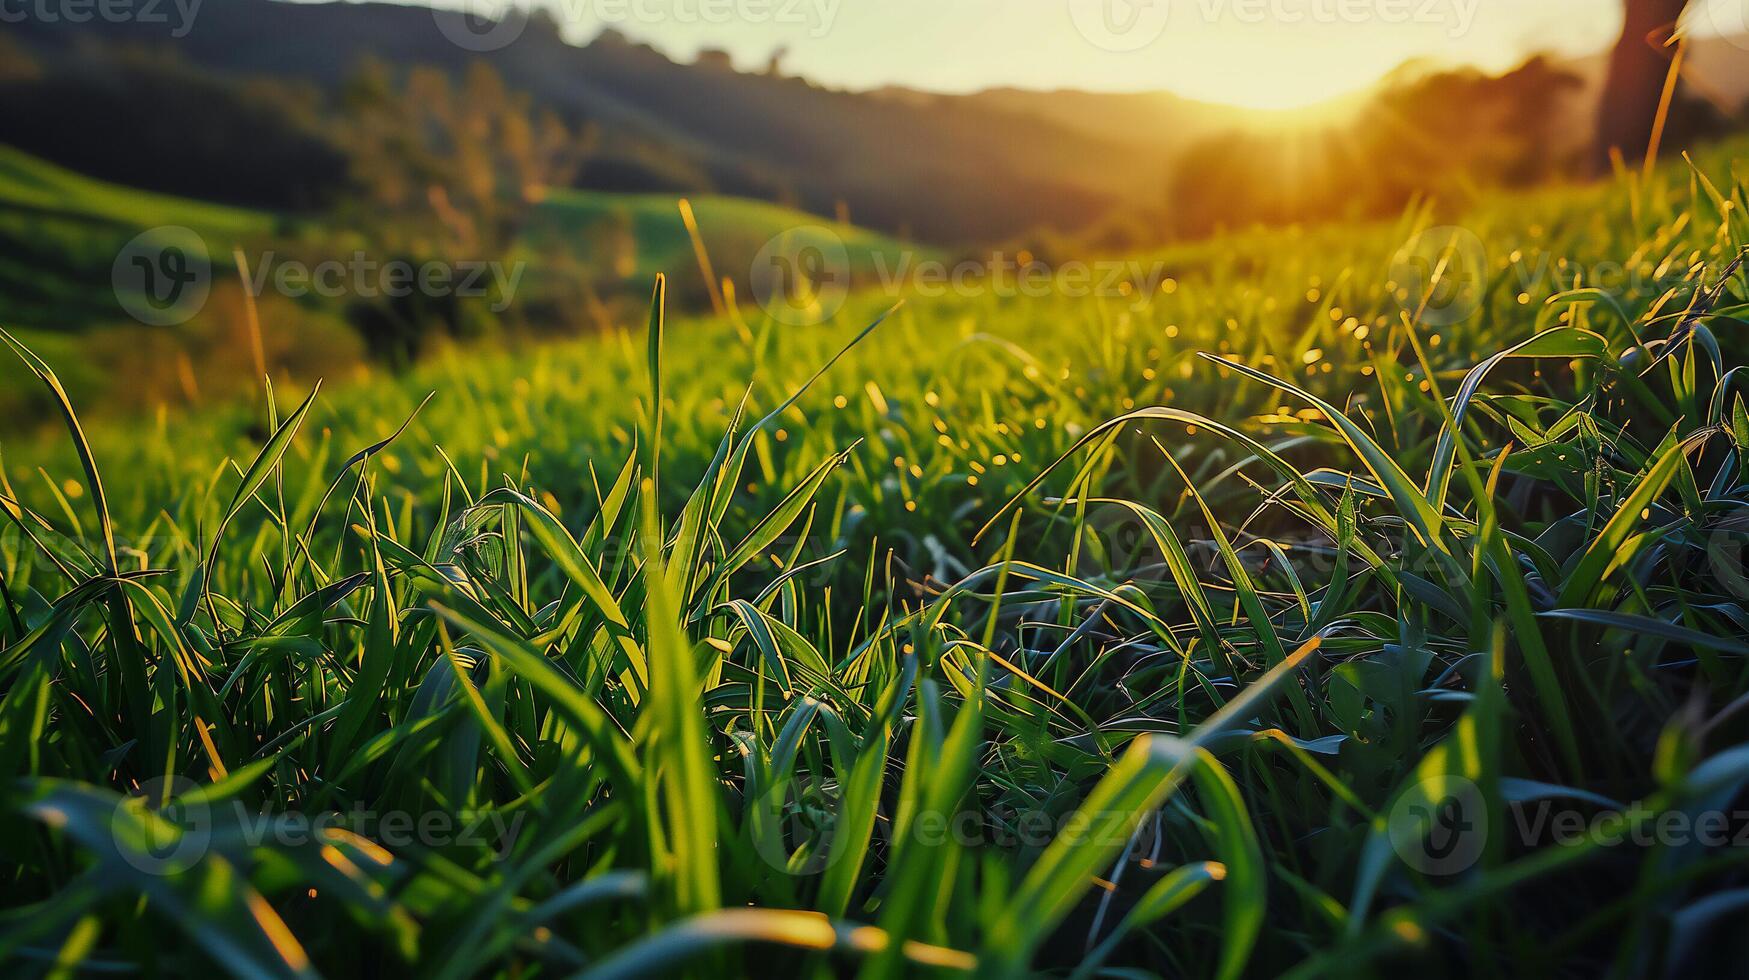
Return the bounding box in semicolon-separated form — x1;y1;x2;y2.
1594;0;1691;170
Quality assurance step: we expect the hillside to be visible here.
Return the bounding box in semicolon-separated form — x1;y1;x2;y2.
0;143;922;423
0;143;915;335
0;145;270;235
2;0;1151;243
525;188;934;292
9;1;1746;248
0;145;273;347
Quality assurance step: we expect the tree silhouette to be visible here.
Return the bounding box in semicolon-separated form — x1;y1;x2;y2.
1594;0;1692;169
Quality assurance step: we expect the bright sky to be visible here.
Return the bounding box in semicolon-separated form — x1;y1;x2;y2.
418;0;1748;109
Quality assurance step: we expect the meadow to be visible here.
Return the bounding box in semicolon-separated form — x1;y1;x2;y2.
4;138;1749;977
0;144;925;421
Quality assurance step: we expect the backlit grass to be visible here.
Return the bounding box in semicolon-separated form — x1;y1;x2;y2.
3;142;1749;977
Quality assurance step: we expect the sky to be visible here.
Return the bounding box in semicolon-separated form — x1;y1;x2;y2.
415;0;1749;108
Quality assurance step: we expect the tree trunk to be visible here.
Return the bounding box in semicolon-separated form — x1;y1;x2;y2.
1593;0;1691;171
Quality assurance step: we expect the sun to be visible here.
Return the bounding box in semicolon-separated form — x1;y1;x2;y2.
1162;44;1400;111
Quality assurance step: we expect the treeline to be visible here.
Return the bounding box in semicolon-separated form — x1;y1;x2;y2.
1178;57;1724;238
0;33;614;370
0;37;586;240
0;42;347;212
1073;56;1737;251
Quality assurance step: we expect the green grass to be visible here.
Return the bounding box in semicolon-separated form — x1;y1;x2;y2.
0;143;919;426
3;141;1749;977
0;145;274;236
0;145;285;420
525;188;927;287
0;143;275;332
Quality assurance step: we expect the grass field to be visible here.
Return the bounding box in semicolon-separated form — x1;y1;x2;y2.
525;188;928;286
0;144;274;327
3;138;1749;977
0;145;925;426
0;146;280;409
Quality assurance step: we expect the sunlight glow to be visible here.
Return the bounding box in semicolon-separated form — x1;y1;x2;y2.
426;0;1634;110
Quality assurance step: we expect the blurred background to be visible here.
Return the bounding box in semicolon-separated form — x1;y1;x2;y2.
1;0;1745;426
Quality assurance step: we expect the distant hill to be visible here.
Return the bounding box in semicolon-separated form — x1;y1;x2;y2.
526;189;932;288
0;144;269;236
3;0;1165;245
6;1;1745;248
0;144;272;332
936;87;1353;150
0;142;914;332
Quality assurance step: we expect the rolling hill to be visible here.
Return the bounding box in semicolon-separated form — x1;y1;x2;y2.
2;0;1151;244
0;142;921;422
525;188;934;286
9;0;1746;249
